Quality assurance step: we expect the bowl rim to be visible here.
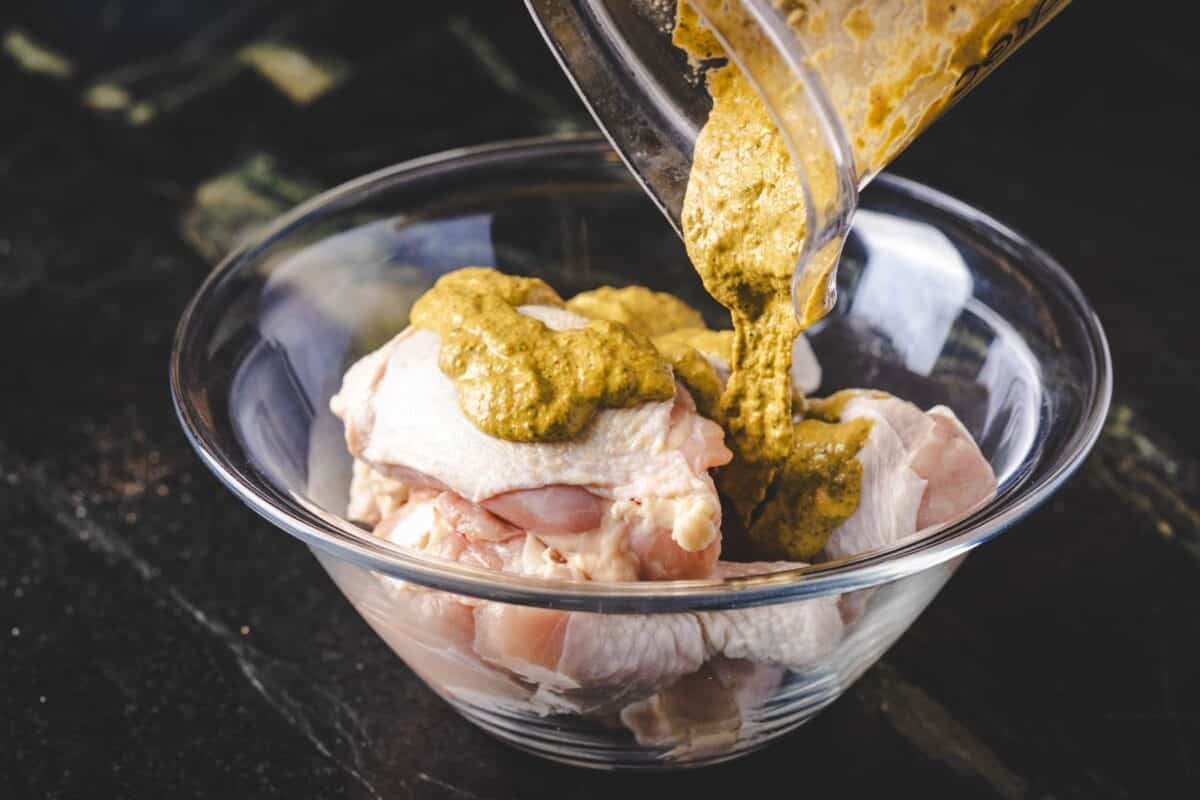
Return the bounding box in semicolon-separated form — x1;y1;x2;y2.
170;133;1112;612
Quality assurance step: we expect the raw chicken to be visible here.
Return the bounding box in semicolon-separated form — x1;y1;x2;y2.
824;394;997;561
701;333;822;396
368;493;842;696
473;587;842;692
329;287;996;748
821;394;996;628
331;304;733;581
346;458;409;526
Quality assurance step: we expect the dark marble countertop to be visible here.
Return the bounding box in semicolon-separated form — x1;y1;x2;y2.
2;2;1197;798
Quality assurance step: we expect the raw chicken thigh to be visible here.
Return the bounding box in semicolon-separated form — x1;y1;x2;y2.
332;304;732;582
825;394;997;561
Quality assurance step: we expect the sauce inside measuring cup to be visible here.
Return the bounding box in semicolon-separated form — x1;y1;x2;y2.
673;0;1066;523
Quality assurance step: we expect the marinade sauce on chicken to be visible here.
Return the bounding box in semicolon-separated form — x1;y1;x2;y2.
402;267;871;560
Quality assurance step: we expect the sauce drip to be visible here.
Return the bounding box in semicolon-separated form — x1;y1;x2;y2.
674;58;810;523
748;415;873;560
410;268;675;442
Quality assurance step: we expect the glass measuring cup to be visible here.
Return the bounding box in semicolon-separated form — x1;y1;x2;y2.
526;0;1070;321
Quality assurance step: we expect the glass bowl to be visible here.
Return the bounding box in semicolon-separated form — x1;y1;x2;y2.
170;135;1110;770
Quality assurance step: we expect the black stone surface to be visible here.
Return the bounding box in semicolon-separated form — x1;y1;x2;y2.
2;2;1197;798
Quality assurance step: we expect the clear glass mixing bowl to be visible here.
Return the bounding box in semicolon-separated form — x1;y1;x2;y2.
170;135;1110;769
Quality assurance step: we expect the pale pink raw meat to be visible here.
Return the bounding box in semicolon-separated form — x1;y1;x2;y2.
470;595;838;698
823;395;996;561
351;495;842;709
373;494;843;700
482;485;608;534
374;491;525;574
618;659;786;753
820;396;996;627
434;492;523;543
368;478;720;584
346;458;409;526
627;519;721;581
473;604;706;696
912;407;997;530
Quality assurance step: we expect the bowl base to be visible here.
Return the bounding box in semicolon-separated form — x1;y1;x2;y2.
445;688;840;770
